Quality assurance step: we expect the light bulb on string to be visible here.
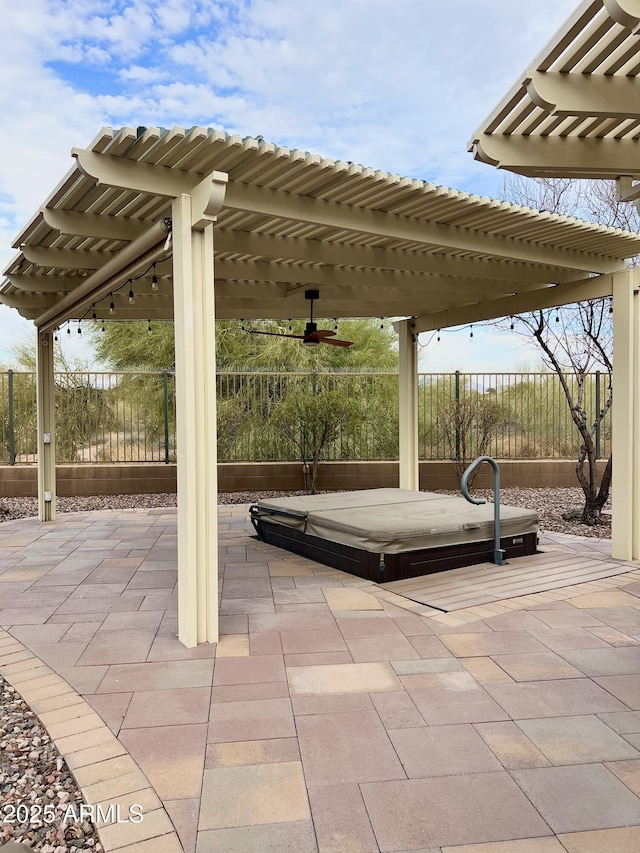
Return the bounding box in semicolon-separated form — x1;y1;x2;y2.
53;329;58;343
109;294;115;315
77;322;82;337
555;312;560;324
380;318;384;330
333;318;338;332
147;320;152;336
101;321;106;333
436;329;440;343
151;263;159;291
241;319;245;332
66;324;71;337
609;299;613;314
510;316;514;331
289;319;293;333
469;325;474;339
128;281;135;304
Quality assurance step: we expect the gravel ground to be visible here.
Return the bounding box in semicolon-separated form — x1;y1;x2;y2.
0;486;612;538
0;677;102;852
0;484;610;850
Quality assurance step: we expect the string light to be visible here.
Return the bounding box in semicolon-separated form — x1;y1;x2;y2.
609;299;613;314
436;329;441;343
147;320;152;336
555;312;560;324
88;253;172;320
289;319;293;332
77;322;82;337
53;329;58;343
469;325;474;339
333;318;338;332
66;324;71;337
241;319;245;331
380;318;384;330
510;316;514;331
101;321;106;333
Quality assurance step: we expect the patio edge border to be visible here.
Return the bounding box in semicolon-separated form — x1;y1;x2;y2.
0;629;183;853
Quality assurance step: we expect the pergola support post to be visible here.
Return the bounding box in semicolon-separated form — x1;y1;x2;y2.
36;330;56;521
398;319;419;491
612;267;640;560
173;194;219;648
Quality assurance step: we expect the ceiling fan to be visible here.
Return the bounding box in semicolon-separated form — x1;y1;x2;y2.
247;290;353;347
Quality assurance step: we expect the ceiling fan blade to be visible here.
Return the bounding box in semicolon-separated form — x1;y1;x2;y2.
310;329;336;338
319;337;353;347
248;330;305;340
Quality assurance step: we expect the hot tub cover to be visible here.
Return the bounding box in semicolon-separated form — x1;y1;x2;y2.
255;488;538;555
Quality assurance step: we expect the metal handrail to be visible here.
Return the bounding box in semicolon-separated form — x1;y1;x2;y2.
461;455;506;566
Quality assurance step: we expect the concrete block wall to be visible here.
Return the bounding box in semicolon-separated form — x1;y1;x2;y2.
0;459;611;498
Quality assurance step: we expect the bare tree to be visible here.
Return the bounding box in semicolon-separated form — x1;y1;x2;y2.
502;175;640;526
511;304;612;525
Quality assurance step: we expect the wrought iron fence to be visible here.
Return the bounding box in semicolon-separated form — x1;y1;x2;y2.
0;369;611;464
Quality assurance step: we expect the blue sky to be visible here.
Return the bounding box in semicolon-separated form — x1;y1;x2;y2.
0;0;580;370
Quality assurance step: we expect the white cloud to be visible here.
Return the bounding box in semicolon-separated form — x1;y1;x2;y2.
1;0;582;359
1;0;581;213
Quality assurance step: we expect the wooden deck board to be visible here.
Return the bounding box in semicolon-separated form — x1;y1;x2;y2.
383;554;599;597
380;549;638;611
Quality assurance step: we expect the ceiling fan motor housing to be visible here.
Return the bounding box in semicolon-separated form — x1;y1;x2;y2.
303;321;320;344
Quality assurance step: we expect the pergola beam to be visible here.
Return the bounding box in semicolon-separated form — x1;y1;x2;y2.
213;259;535;295
411;272;615;333
73;146;621;272
6;275;86;293
216;294;488;319
223;182;617;271
605;0;640;30
42;208;150;241
215;230;587;283
472;134;640;179
0;293;58;311
21;246;118;271
18;226;588;289
526;71;640;120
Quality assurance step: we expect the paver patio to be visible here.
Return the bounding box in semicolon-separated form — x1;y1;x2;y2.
2;506;640;851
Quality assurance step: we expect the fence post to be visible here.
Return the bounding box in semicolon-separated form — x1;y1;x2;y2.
7;370;15;466
595;370;601;460
163;370;170;464
454;369;461;462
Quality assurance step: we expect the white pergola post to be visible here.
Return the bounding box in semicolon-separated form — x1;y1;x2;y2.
398;319;419;491
172;193;220;647
36;329;56;521
611;267;640;561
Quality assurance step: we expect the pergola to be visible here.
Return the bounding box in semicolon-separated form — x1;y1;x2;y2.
469;0;640;566
4;124;640;645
